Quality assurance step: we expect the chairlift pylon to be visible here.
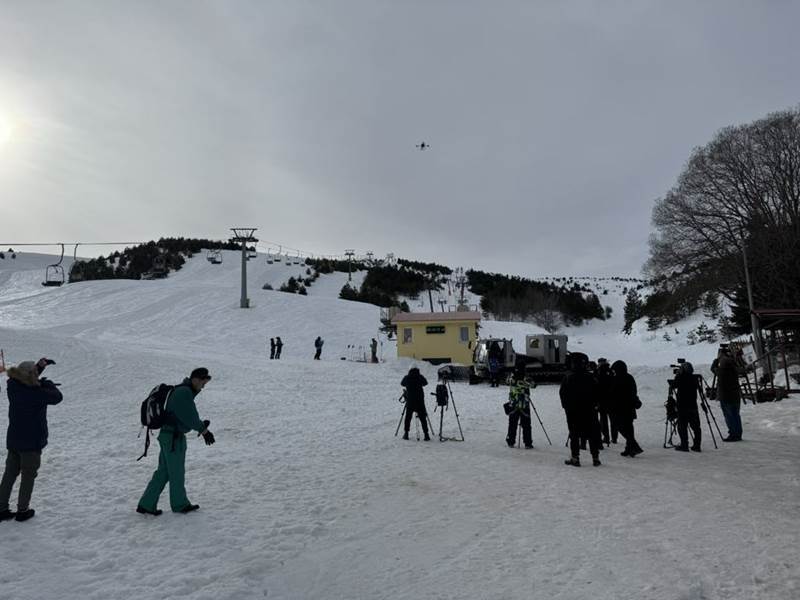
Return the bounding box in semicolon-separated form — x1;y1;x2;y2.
42;243;65;287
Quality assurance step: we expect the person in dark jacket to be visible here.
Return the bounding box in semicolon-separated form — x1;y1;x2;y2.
505;370;533;448
488;341;502;387
275;337;283;359
673;361;701;452
314;336;324;360
137;368;215;515
711;348;742;441
596;358;617;445
610;360;643;457
370;338;379;363
269;338;276;360
560;353;602;466
400;367;430;441
0;358;62;522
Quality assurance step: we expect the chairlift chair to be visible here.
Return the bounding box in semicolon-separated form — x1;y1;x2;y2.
69;243;85;282
42;244;66;287
210;249;223;264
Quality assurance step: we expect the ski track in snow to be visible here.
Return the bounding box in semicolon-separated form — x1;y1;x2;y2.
0;251;798;600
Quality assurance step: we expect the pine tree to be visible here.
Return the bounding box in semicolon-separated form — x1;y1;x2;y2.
623;288;643;334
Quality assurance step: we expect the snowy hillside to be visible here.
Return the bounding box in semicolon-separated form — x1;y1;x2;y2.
0;251;798;600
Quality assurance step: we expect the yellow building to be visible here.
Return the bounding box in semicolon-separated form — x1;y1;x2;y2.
392;311;481;365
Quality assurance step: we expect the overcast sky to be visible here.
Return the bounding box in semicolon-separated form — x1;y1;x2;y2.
1;1;799;277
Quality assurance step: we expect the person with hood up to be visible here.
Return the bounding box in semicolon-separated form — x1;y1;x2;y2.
673;361;702;452
488;341;502;387
596;358;617;445
610;360;643;457
711;348;743;441
137;368;215;516
400;367;430;441
0;358;62;522
314;336;324;360
559;353;602;466
505;368;533;449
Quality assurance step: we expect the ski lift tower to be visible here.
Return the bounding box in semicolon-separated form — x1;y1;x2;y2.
344;248;356;282
231;227;258;308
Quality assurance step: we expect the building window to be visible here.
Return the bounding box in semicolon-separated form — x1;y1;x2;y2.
403;328;413;344
425;325;446;334
459;326;469;343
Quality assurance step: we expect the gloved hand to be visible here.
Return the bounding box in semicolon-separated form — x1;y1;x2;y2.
201;430;215;446
36;358;55;375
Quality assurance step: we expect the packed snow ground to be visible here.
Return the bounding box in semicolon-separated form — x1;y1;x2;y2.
0;252;798;600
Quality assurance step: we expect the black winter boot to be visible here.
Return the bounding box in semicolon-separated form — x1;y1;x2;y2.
402;432;409;440
564;456;580;467
15;509;35;522
178;504;199;514
423;433;431;441
690;445;702;452
0;509;16;522
136;506;163;516
674;445;689;452
592;456;601;467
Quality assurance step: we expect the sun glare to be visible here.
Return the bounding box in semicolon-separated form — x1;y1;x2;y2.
0;115;14;146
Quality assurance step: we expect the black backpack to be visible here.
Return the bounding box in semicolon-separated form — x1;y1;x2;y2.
137;383;175;460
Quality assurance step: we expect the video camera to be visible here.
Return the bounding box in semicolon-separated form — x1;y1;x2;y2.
669;357;687;377
433;383;449;408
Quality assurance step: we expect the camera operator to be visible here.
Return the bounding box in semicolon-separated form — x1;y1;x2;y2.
711;347;743;442
672;361;702;452
400;367;430;441
560;353;602;466
0;358;62;523
505;367;533;449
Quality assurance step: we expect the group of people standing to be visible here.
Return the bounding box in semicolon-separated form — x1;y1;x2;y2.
268;337;284;360
559;353;642;467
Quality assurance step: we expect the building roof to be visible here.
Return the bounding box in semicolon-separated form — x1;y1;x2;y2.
752;309;800;331
392;311;481;324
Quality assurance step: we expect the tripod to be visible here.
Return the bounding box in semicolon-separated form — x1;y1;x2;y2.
663;376;724;449
394;392;436;441
432;380;464;442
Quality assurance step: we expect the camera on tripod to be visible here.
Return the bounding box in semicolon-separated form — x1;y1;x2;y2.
669;357;687;377
434;383;449;407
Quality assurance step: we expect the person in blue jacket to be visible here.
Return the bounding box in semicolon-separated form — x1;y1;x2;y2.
0;358;62;523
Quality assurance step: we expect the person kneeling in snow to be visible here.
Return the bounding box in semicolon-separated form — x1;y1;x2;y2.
137;368;215;516
0;358;62;523
401;367;430;441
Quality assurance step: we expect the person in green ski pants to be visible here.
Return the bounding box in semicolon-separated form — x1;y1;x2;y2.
137;368;215;516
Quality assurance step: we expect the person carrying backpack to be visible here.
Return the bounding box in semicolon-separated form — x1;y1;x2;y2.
137;368;215;516
0;358;62;523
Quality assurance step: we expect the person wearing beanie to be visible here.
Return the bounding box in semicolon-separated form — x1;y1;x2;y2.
0;358;62;523
137;368;215;516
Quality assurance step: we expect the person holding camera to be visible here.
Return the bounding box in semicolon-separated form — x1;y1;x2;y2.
560;353;602;466
400;367;430;441
137;368;215;515
711;348;743;441
673;361;702;452
610;360;643;457
505;368;533;448
0;358;62;522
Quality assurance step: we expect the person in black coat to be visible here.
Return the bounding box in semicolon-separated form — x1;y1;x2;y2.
269;338;276;360
559;353;602;466
275;337;283;359
610;360;643;457
673;362;702;452
596;358;617;445
400;367;430;441
0;358;62;522
314;336;324;360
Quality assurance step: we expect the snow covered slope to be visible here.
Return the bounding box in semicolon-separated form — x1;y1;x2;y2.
0;252;798;600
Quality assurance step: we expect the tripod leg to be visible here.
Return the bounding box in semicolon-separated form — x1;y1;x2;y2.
395;404;406;437
663;419;669;448
529;400;552;445
449;397;465;441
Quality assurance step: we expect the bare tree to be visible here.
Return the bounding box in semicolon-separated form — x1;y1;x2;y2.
646;107;800;318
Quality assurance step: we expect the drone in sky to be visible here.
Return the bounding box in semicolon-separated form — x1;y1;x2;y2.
415;141;430;150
